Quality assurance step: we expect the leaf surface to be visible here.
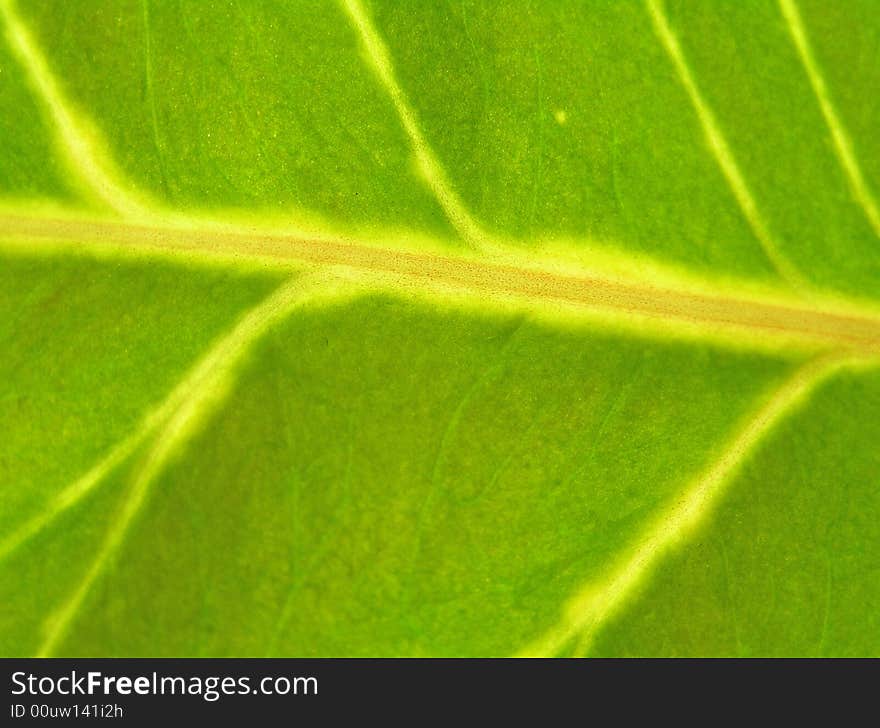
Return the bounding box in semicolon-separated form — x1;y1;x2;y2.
1;0;878;656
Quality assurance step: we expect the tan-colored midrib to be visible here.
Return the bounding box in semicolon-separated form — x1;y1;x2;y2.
4;214;880;354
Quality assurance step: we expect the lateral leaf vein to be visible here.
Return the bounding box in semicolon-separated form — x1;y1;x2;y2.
518;354;847;657
35;272;355;656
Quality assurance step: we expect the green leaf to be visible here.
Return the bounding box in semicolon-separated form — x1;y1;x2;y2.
1;0;878;657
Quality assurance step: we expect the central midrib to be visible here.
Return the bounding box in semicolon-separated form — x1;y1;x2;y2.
5;213;880;354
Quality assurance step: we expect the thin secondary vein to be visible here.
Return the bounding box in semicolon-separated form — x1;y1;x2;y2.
518;354;846;657
1;414;147;564
4;213;880;355
140;0;169;194
338;0;493;250
0;0;152;217
0;267;311;563
778;0;880;238
35;272;352;656
645;0;805;287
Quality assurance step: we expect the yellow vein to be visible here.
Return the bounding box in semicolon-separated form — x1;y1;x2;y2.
517;354;846;657
36;272;352;656
0;264;329;562
339;0;492;250
1;413;148;564
5;213;880;355
778;0;880;238
645;0;805;287
0;0;153;217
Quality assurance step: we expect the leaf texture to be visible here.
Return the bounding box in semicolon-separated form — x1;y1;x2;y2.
1;0;878;656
